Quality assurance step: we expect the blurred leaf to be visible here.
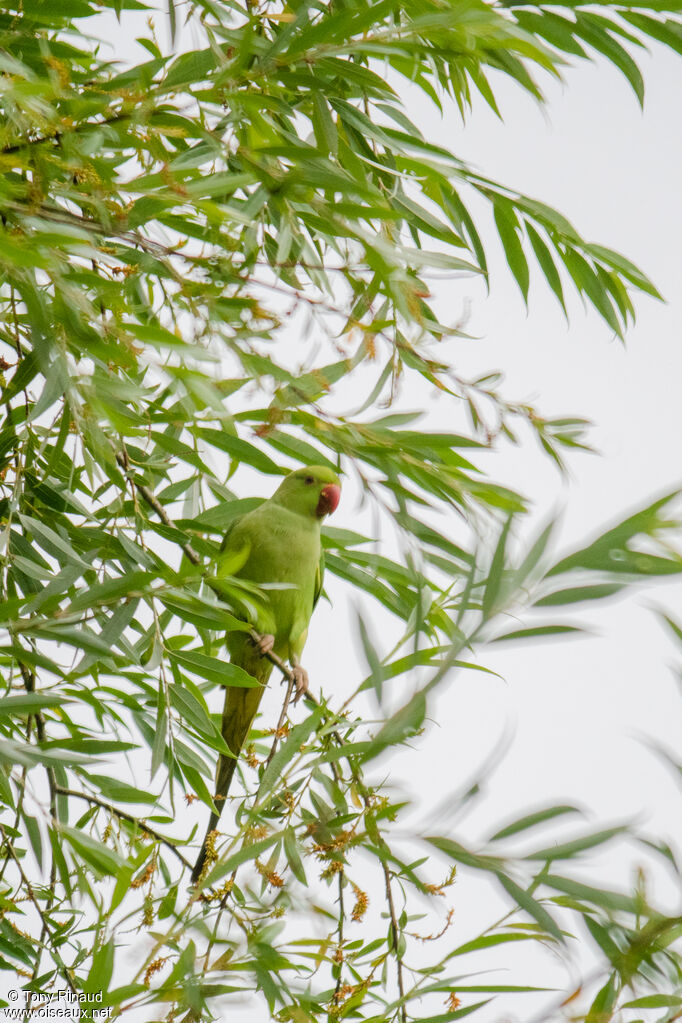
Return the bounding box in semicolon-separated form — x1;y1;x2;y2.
495;871;564;942
492;624;585;642
363;690;426;761
525;826;627;861
489;805;581;842
0;693;69;716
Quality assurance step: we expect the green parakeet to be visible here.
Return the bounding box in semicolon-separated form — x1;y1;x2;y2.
191;465;341;883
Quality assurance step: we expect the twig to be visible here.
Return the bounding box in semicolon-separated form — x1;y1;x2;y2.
54;787;194;872
262;673;296;770
0;765;27;887
383;861;407;1023
334;871;346;1001
116;451;202;567
0;822;76;993
200;863;241;972
17;659;59;980
323;727;411;1018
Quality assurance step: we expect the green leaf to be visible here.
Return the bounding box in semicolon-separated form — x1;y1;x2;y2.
65;571;153;612
60;824;127;876
492;625;585;642
585;972;619;1023
160;591;251;632
195;429;284;476
170;650;260;687
489;805;581;842
525;222;566;312
549;491;681;577
492;201;529;302
258;706;323;797
356;613;385;704
525;825;626;861
495;872;564;942
170;682;231;753
534;584;623;606
575;14;645;105
85;937;115;994
18;514;91;570
0;738;91;769
82;774;159;805
182;498;263;532
622;995;682;1009
412;1001;491;1022
312;91;338;156
426;836;503;874
362;690;426;761
482;516;511;616
283;828;307;885
0;693;69;716
447;930;542;962
543;874;639;914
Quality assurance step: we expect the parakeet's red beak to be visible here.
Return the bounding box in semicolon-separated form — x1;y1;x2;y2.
316;483;341;517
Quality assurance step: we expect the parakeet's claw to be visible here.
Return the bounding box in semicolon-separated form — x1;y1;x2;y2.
291;665;309;703
252;633;275;657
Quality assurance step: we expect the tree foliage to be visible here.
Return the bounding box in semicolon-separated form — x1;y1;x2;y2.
1;0;682;1020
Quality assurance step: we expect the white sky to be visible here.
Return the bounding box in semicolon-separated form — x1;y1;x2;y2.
4;10;682;1020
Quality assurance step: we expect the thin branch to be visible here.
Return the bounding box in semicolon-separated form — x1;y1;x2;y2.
116;450;202;566
383;861;407;1023
334;871;346;1002
262;673;296;771
0;822;76;994
0;765;26;887
17;658;59;980
54;787;194;872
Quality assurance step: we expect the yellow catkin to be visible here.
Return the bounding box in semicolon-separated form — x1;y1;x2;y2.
200;879;234;904
256;860;285;888
331;984;355;1005
143;956;170;987
196;829;219;885
320;861;343;881
351;884;368;922
131;856;156;889
424;866;457;896
142;894;154;927
244;744;260;768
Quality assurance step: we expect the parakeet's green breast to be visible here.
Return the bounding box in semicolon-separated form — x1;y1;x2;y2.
224;465;341;660
230;502;321;649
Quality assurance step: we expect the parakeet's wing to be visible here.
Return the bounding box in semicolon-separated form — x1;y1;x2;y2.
313;548;325;610
220;517;239;552
217;515;251;577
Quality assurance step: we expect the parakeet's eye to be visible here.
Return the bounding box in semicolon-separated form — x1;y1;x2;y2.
304;476;315;485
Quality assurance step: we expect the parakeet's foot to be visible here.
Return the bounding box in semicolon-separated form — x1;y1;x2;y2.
252;633;275;657
291;665;309;703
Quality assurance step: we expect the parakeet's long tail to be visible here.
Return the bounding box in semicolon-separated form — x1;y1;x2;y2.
191;649;272;884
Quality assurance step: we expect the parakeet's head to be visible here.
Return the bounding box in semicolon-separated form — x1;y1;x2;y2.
273;466;341;519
